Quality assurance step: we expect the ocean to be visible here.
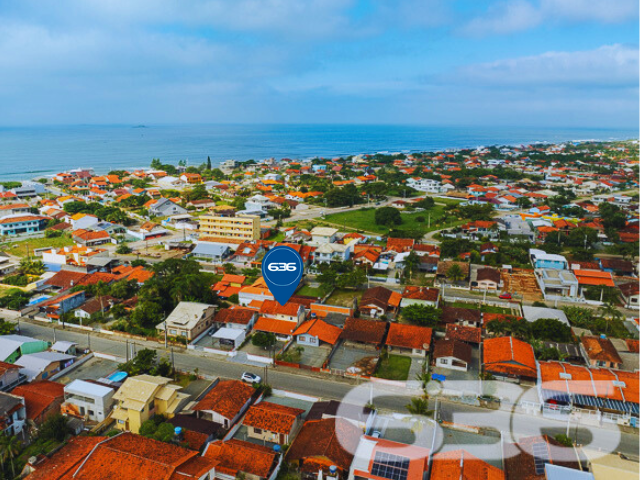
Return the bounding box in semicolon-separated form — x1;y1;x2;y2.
0;124;636;181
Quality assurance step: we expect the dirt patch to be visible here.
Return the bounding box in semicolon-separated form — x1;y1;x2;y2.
347;356;378;376
501;268;543;302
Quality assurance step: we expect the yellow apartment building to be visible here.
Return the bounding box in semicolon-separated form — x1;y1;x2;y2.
199;214;260;241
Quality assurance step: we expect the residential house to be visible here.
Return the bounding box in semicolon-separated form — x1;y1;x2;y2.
472;267;502;290
309;226;339;245
193;379;255;428
358;286;402;318
112;375;190;433
180;172;202;184
213;307;257;331
147;197;188;216
441;307;482;328
534;268;579;300
38;290;87;321
168;414;223;451
385;323;433;357
530;249;568;270
0;391;26;437
580;336;623;369
433;339;472;371
15;352;76;381
239;277;274;306
293;318;342;348
213;274;247;299
157;301;216;341
231;242;265;267
12;380;65;426
0;335;49;364
0;203;31;216
242;401;305;445
619;282;639;308
340;317;387;349
482;336;537;384
190;241;231;263
430;450;505;480
74;295;117;321
445;324;482;346
399;286;440;308
62;379;115;423
0;214;48;235
23;432;216;480
0;361;23;391
286;418;362;480
503;435;580;480
204;439;279;480
348;436;431;480
313;242;352;264
599;258;635;277
436;261;470;285
72;229;111;246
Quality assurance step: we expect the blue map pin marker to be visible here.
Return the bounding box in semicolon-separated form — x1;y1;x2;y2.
261;246;304;306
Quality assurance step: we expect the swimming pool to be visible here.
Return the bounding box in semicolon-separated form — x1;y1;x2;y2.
107;371;128;382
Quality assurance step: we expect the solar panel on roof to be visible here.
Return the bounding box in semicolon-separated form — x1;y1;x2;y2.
532;442;550;475
371;452;410;480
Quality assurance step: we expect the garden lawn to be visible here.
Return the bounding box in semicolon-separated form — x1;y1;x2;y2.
322;205;465;235
2;235;74;258
297;285;324;297
447;301;511;315
375;354;411;380
325;288;362;307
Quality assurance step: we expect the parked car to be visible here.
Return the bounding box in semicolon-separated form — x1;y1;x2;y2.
241;372;262;384
499;292;512;299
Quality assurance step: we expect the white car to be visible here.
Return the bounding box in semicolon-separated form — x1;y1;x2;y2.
241;372;262;384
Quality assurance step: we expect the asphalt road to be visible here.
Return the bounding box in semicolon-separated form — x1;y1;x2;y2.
11;318;639;457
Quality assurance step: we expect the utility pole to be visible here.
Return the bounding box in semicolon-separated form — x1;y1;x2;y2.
164;316;168;349
53;327;56;343
171;347;176;378
87;333;91;351
125;339;129;362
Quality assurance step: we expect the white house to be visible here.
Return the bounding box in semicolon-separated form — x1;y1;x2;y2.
63;379;115;423
309;227;339;245
313;243;351;264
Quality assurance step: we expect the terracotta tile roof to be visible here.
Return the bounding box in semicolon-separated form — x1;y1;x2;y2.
445;324;482;344
477;267;501;284
340;317;387;345
433;339;472;364
204;439;276;478
193;380;255;419
253;317;297;336
72;229;111;241
0;360;19;376
431;449;505;480
626;338;639;353
581;336;623;365
286;418;362;474
483;336;536;378
0;215;47;225
243;401;305;434
25;436;106;480
12;381;65;422
401;286;440;302
292;318;342;345
214;307;255;325
260;299;303;317
360;286;397;310
385;323;433;351
386;238;415;252
573;270;615;287
503;435;579;480
442;306;481;325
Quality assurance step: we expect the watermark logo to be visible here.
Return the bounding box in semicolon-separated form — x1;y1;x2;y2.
262;245;304;305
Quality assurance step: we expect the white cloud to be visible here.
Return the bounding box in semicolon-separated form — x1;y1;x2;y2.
441;44;639;87
460;0;638;36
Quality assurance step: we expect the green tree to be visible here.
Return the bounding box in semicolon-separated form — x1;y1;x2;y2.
401;304;441;327
39;413;69;442
19;259;45;276
0;320;15;335
252;332;276;349
530;318;572;342
446;263;465;283
0;435;21;478
116;243;133;254
375;207;402;227
207;156;212;171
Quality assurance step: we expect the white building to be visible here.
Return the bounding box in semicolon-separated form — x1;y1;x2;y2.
310;227;339;245
64;379;115;422
313;243;352;264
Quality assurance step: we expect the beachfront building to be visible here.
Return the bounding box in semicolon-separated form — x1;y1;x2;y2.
199;213;260;241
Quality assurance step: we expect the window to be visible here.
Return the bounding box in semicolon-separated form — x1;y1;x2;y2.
88;410;95;416
253;428;262;434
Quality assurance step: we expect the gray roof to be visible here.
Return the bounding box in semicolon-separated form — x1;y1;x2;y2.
15;352;75;381
522;306;569;325
191;242;230;257
51;341;78;353
0;335;43;360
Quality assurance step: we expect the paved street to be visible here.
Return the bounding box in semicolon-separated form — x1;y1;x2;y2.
9;318;638;457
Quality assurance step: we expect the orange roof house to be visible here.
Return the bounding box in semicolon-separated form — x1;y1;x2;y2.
385;323;433;354
193;379;255;428
204;439;278;480
242;401;305;444
431;450;505;480
580;336;623;369
12;380;65;425
572;270;615;287
292;318;342;345
483;336;537;381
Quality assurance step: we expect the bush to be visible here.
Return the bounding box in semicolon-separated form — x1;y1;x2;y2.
554;434;573;447
116;244;133;255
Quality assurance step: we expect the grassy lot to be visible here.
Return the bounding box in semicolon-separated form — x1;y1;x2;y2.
1;235;74;258
375;354;411;380
447;301;511;315
322;205;465;236
267;231;286;242
325;288;362;307
297;285;324;297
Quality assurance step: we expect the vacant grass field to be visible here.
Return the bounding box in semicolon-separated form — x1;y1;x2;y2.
322;205;465;236
296;285;323;297
325;288;362;307
375;354;412;380
1;235;74;258
447;301;511;315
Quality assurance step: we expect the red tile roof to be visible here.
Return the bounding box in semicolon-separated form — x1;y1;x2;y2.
340;317;387;345
214;307;255;325
253;317;298;336
204;439;276;478
12;380;64;422
581;336;622;365
445;324;482;344
401;286;440;302
483;337;536;378
25;436;106;480
242;401;305;435
260;299;303;317
385;323;433;351
292;318;342;345
193;380;255;419
431;449;505;480
503;435;579;480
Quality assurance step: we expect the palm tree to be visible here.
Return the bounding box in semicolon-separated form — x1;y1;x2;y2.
0;435;22;478
405;396;434;433
446;263;465;284
597;301;623;334
94;281;109;323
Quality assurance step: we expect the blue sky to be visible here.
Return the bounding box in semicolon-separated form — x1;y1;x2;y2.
0;0;637;128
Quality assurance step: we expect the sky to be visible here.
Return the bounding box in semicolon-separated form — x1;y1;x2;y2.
0;0;638;128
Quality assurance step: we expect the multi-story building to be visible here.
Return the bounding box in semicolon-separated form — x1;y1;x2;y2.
199;214;260;241
0;214;48;235
63;379;115;423
112;375;190;433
